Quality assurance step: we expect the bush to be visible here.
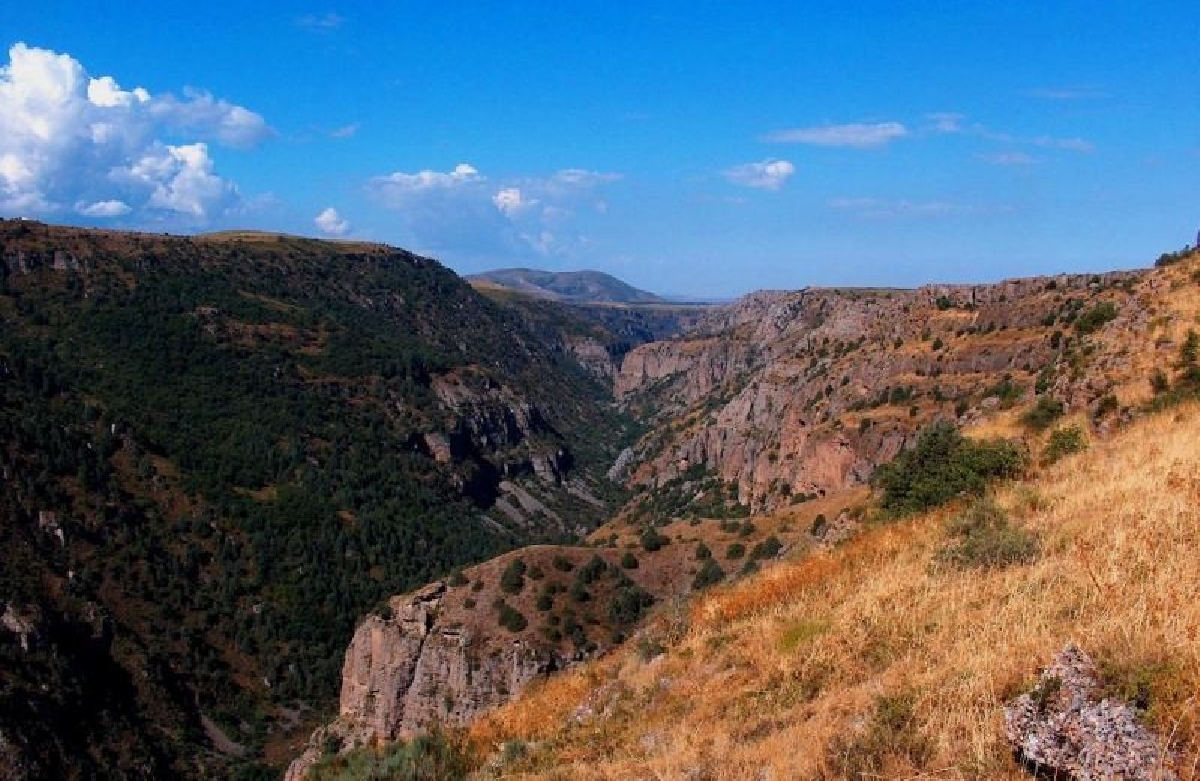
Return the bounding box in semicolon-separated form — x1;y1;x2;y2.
620;551;639;569
640;528;669;552
551;555;574;572
872;422;1023;515
1074;301;1118;335
750;536;783;561
499;559;526;595
1021;396;1064;431
1043;425;1088;464
608;583;654;627
692;558;725;590
497;602;527;632
725;542;745;559
935;498;1039;569
694;542;711;560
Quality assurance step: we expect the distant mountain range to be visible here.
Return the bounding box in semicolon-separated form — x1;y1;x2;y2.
467;267;665;304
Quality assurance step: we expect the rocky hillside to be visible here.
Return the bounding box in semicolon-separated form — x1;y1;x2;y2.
613;268;1172;517
0;220;633;778
287;249;1200;778
467;268;664;304
470;398;1200;779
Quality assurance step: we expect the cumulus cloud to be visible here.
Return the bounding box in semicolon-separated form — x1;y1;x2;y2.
0;42;269;224
314;206;350;236
368;163;620;262
765;121;908;148
724;158;795;190
492;187;536;217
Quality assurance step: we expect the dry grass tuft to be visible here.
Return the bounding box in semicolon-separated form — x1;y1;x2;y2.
472;403;1200;779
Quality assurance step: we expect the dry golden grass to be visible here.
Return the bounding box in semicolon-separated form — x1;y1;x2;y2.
473;403;1200;779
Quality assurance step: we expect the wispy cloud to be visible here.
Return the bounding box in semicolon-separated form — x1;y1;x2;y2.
924;112;965;134
1021;86;1108;100
926;113;1096;155
829;197;1005;219
330;123;360;138
764;122;908;148
723;158;795;190
982;151;1036;166
297;12;344;30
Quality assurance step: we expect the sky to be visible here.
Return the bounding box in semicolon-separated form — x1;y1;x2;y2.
1;2;1198;297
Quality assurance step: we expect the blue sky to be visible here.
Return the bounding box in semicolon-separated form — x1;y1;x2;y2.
2;2;1197;296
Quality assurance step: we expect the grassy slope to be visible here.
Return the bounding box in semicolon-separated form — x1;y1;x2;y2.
472;403;1200;779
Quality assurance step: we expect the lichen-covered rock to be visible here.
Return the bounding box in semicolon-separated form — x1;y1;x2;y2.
1004;644;1177;780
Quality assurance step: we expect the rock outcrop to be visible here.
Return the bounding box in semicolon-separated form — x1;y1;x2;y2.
285;576;569;780
1005;645;1176;780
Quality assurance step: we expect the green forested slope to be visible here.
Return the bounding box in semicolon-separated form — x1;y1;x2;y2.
0;221;630;777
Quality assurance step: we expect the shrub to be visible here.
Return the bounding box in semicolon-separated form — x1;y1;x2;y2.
535;593;553;612
935;497;1039;569
750;536;783;560
694;542;712;560
1074;301;1118;334
447;570;468;587
1021;396;1064;431
499;559;526;595
620;551;639;569
872;422;1023;515
692;559;725;590
1043;425;1088;464
725;542;745;559
551;555;574;572
497;602;527;632
640;528;668;552
1150;369;1170;394
577;554;607;584
608;583;654;627
810;514;828;536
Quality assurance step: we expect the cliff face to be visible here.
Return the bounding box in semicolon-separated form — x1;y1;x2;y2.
615;273;1144;512
285;581;564;780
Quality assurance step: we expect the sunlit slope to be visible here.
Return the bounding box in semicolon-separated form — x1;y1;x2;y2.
474;403;1200;779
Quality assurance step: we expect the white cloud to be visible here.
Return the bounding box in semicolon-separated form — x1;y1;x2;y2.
765;122;908;148
369;164;620;262
330;122;360;138
493;187;536;217
77;199;131;217
149;89;272;148
0;42;269;224
314;206;350;236
724;158;795;190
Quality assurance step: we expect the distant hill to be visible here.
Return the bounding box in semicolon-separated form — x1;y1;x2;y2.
467;267;665;304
